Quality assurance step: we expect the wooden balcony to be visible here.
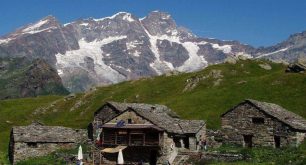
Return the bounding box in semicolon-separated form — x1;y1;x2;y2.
101;124;163;147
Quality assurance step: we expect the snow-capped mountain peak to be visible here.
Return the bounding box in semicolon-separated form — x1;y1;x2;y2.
20;16;59;34
0;11;258;92
91;12;137;22
19;15;59;32
0;15;61;45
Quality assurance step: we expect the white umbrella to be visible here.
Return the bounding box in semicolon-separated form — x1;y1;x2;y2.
78;145;83;162
117;149;124;164
96;129;101;141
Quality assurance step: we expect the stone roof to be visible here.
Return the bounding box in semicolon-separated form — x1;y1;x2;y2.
178;120;206;134
132;107;183;134
12;122;86;143
222;99;306;131
106;101;180;118
105;102;205;134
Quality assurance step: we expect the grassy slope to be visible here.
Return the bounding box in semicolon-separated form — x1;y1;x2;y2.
1;59;306;163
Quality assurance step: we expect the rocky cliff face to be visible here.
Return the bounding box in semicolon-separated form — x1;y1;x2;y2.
0;11;304;92
0;16;79;66
0;57;69;99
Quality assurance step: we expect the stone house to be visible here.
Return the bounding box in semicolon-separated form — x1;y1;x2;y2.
221;99;306;148
9;122;87;164
90;102;206;164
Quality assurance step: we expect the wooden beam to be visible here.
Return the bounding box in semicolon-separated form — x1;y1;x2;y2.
143;133;146;146
115;132;117;145
159;132;161;146
128;131;131;146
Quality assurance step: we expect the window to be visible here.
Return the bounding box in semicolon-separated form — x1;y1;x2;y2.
103;130;116;144
27;142;38;148
117;131;128;145
173;137;181;148
128;118;132;124
252;117;265;124
130;134;144;145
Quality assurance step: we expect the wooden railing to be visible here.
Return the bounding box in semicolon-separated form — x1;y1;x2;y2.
103;132;160;146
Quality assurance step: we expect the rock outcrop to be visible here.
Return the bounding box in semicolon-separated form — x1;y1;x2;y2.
286;57;306;73
0;57;69;99
258;63;272;70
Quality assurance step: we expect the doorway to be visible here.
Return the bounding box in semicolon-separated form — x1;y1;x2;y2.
149;150;158;165
87;123;93;140
183;137;190;149
274;136;281;148
243;135;253;148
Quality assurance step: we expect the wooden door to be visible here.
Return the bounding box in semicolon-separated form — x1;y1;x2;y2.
274;136;281;148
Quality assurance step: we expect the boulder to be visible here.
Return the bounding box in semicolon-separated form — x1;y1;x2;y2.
209;69;223;79
213;79;222;87
286;63;305;73
183;77;202;92
286;58;306;73
237;80;247;84
165;70;180;76
64;93;76;101
237;54;249;61
224;56;237;64
258;63;272;70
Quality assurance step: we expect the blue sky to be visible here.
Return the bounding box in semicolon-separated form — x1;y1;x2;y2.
1;0;306;47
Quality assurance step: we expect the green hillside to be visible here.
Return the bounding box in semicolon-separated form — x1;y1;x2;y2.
1;59;306;163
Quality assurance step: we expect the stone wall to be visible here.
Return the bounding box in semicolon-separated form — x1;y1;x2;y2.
195;124;206;150
158;132;177;164
155;129;205;164
92;105;120;140
206;129;223;149
13;142;74;163
221;103;303;147
203;152;244;162
189;137;197;151
295;132;306;146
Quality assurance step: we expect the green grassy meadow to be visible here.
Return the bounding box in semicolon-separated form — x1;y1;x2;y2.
1;59;306;164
